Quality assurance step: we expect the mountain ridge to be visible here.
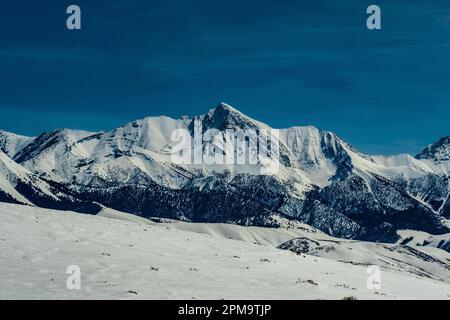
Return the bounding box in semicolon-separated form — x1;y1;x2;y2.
0;103;449;245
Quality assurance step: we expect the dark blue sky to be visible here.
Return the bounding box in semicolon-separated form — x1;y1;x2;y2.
0;0;449;155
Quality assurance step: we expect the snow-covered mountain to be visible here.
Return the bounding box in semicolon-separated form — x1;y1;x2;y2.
0;103;449;244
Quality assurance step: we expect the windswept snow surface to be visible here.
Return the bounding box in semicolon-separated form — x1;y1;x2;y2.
1;203;449;300
397;229;450;252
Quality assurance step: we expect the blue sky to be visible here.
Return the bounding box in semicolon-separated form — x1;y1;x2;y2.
0;0;449;155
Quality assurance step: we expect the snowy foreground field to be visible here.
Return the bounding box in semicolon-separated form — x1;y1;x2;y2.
1;203;450;300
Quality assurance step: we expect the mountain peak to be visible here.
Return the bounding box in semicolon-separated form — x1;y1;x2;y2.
205;102;244;118
217;102;241;113
416;136;450;162
200;102;270;131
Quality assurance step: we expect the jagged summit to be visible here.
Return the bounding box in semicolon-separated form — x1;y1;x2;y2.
416;135;450;162
216;102;242;114
198;102;270;132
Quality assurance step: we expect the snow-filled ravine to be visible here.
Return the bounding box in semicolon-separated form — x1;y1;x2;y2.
0;203;449;300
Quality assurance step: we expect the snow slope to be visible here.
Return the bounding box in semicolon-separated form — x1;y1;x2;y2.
0;150;102;213
152;217;450;282
0;153;32;204
0;150;55;205
397;229;450;252
1;203;449;300
0;130;34;158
